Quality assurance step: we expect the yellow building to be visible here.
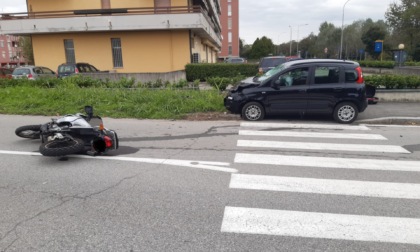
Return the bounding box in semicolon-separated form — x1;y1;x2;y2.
1;0;221;74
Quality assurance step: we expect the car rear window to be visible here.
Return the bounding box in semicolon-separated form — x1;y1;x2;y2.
260;58;286;68
345;69;358;82
12;68;31;75
58;65;75;74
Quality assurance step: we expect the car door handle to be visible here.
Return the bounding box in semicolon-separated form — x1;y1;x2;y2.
298;89;306;93
262;92;266;94
334;88;343;92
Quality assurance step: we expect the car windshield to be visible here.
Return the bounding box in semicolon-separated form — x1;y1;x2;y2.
260;58;286;68
256;63;287;82
58;65;75;73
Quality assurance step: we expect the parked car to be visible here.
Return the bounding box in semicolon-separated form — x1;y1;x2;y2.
0;67;13;79
224;59;368;124
258;56;287;74
224;57;246;64
12;66;56;80
57;62;107;78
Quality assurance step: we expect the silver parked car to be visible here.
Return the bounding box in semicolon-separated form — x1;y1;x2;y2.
12;66;56;80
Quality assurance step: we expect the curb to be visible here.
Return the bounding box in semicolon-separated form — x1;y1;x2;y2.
356;117;420;125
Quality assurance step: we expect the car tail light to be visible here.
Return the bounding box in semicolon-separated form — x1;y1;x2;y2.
355;66;364;84
75;68;79;74
27;74;34;80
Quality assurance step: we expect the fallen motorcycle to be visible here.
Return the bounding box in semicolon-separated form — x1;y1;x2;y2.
15;106;118;156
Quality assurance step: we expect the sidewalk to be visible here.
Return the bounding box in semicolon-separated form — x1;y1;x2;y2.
356;102;420;125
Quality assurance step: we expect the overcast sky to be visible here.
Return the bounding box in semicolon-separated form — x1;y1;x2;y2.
0;0;398;45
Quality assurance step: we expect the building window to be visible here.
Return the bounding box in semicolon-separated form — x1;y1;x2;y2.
0;41;3;48
228;18;232;30
228;45;232;55
192;53;200;63
228;32;232;43
228;4;231;16
111;38;123;68
64;39;75;64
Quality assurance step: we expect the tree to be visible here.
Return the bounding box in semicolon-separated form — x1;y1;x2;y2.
315;22;341;58
361;21;388;59
386;0;420;60
248;36;275;59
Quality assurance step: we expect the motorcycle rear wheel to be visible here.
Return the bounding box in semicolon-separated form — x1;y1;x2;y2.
15;125;41;139
39;137;85;156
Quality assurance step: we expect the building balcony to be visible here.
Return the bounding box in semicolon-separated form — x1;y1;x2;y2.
0;6;221;48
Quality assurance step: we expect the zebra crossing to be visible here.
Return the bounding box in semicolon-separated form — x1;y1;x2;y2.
221;122;420;245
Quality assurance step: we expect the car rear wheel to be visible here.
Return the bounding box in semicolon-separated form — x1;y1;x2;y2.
241;102;265;121
333;102;358;124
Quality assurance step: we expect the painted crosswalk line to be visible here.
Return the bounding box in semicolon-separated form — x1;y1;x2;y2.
230;174;420;199
221;207;420;245
239;130;387;140
237;140;410;153
234;153;420;172
241;122;371;131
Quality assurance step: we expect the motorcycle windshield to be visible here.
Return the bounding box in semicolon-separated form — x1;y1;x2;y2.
89;116;103;128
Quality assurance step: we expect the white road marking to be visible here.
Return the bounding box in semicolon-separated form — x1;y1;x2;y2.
230;174;420;199
0;150;237;173
239;130;387;140
234;153;420;172
241;122;371;131
221;207;420;245
237;140;410;153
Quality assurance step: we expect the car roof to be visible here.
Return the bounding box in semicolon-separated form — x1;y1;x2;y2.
261;56;286;59
284;59;359;68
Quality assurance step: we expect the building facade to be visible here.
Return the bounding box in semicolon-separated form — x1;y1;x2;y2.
0;0;221;73
0;35;26;67
218;0;239;60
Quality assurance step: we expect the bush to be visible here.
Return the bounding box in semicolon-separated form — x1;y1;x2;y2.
358;60;395;69
206;76;244;91
365;74;420;89
185;63;258;81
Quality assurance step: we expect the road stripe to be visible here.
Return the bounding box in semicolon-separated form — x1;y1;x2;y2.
237;140;410;153
0;150;237;173
239;130;387;140
230;174;420;199
234;153;420;172
241;122;371;131
221;207;420;245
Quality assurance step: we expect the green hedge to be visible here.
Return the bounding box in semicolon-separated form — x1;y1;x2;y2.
358;60;395;69
404;61;420;67
185;63;258;81
365;74;420;89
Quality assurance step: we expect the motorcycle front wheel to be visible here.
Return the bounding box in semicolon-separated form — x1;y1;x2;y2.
39;137;85;156
15;125;42;139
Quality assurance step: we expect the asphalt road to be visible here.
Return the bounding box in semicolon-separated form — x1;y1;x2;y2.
1;110;420;251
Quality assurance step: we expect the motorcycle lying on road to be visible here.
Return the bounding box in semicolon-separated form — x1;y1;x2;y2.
15;106;119;157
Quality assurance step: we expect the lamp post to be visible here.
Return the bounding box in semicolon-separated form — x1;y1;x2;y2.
289;25;293;56
296;24;308;56
340;0;351;59
398;44;405;67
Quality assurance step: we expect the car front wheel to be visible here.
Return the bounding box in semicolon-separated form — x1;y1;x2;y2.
333;102;358;124
241;102;265;121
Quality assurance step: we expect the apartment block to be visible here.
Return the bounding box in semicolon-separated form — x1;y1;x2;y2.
218;0;239;60
0;0;222;73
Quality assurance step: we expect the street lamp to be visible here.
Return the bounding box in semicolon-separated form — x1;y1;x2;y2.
340;0;351;59
296;24;308;56
289;25;293;56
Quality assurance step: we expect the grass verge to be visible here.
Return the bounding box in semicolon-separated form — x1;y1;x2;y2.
0;85;226;119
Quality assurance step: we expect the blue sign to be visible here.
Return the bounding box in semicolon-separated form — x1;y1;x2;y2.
374;41;383;53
